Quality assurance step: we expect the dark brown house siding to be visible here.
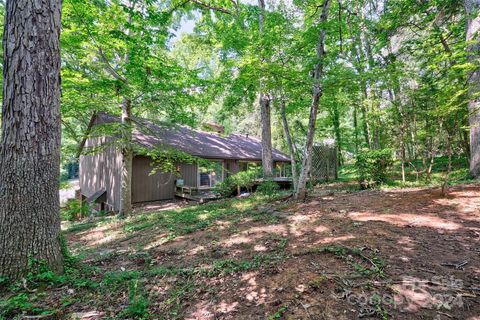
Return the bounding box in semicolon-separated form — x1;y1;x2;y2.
132;156;175;203
225;159;239;177
179;163;197;187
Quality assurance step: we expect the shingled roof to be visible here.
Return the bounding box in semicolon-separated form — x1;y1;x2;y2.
93;112;290;162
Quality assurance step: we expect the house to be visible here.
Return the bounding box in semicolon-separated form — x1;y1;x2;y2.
79;112;291;211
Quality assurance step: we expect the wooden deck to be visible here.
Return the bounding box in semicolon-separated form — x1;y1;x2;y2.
175;177;293;203
175;185;221;203
175;190;221;203
254;177;293;183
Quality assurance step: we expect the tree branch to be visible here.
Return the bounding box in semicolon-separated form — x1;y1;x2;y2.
189;0;233;15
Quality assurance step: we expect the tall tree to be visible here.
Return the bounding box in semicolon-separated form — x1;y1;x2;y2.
63;0;197;215
465;0;480;177
258;0;274;177
295;0;331;200
0;0;63;278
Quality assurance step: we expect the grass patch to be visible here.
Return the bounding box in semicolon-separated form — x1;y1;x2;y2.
121;194;275;242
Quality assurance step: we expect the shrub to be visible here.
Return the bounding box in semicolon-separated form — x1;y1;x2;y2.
231;170;257;192
61;199;91;221
257;180;280;198
356;148;394;189
213;177;235;197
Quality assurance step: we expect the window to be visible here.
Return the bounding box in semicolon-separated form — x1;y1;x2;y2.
198;161;223;188
239;161;261;173
275;163;290;177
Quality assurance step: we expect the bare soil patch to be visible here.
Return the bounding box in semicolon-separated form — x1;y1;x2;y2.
7;184;480;319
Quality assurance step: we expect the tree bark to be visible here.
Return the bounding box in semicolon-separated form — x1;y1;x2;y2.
258;0;273;177
353;103;359;154
442;130;454;196
279;99;298;192
119;3;134;216
0;0;63;279
331;103;343;166
465;0;480;177
120;98;133;216
295;0;331;200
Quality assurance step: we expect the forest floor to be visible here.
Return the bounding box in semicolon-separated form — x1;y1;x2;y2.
2;183;480;320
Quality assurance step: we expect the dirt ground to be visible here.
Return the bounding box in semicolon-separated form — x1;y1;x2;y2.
63;184;480;320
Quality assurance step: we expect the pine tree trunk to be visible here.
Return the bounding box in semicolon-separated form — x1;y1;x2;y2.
0;0;63;279
120;98;133;216
258;0;273;177
295;0;331;200
465;0;480;177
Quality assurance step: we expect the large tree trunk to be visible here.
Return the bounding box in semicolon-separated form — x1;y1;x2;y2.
279;99;298;192
295;0;331;200
258;0;273;177
119;4;134;216
465;0;480;177
0;0;63;279
120;98;133;216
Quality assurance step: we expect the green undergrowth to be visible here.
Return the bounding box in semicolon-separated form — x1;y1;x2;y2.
337;155;474;189
120;193;282;241
0;251;287;319
1;194;289;319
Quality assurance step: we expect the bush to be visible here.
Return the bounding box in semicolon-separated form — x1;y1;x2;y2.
230;170;257;193
214;170;260;198
213;177;235;197
256;180;280;198
356;148;394;189
61;199;91;221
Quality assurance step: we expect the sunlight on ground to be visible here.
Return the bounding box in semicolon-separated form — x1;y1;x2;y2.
143;232;172;250
348;212;462;230
221;225;288;247
314;235;356;245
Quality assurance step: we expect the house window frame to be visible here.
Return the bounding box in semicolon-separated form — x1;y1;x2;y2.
197;160;224;188
238;160;261;171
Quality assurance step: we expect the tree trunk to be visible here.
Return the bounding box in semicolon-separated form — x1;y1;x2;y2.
119;4;134;216
120;98;133;216
260;93;273;177
465;0;480;177
0;0;63;279
331;103;342;166
279;99;298;192
360;86;372;148
258;0;273;177
295;0;331;200
353;103;359;154
442;131;453;196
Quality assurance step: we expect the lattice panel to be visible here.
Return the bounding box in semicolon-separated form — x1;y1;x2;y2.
311;145;337;182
